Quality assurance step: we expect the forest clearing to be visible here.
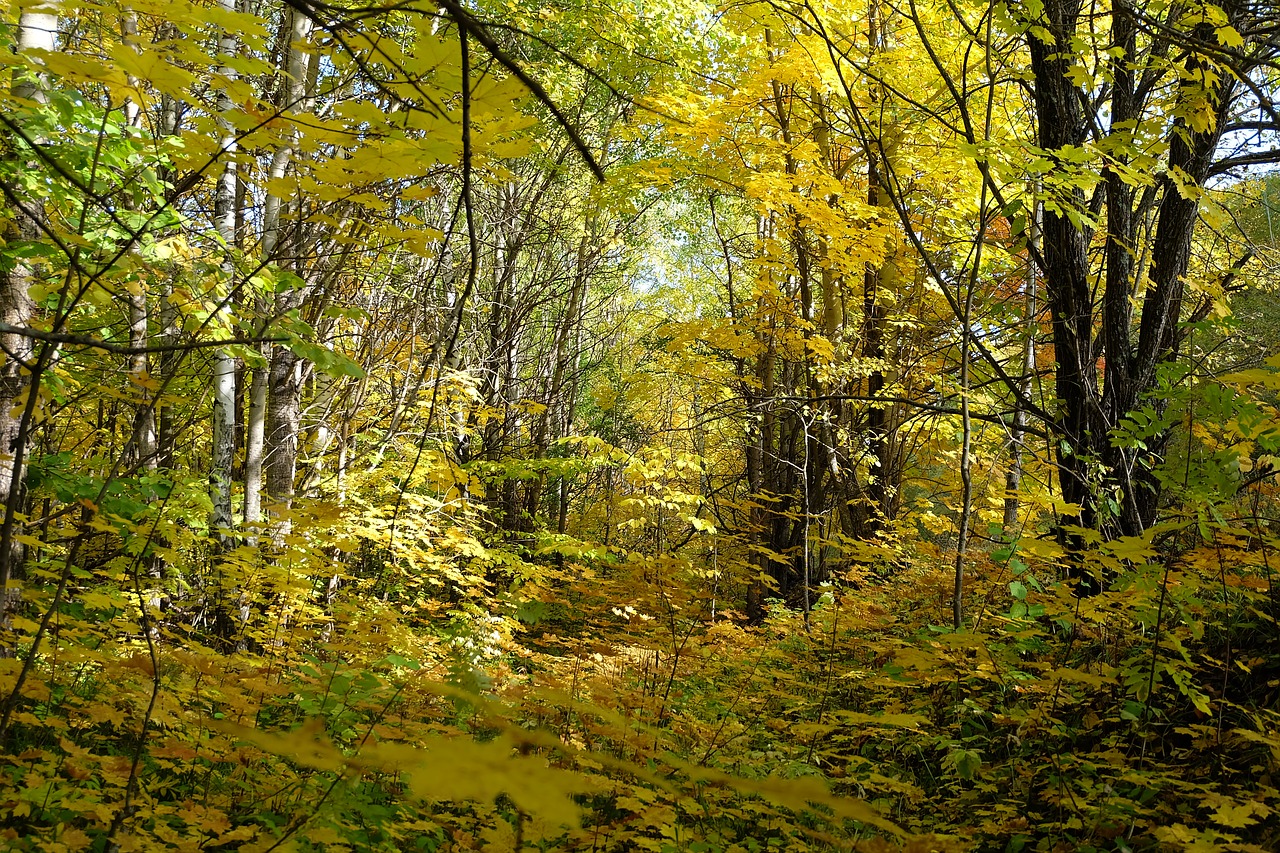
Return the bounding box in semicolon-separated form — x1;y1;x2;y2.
0;0;1279;849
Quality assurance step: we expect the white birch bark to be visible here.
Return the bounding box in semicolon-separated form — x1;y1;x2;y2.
209;0;240;541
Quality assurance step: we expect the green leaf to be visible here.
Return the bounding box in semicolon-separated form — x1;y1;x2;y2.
946;748;982;781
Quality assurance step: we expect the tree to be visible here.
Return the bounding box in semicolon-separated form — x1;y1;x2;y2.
0;5;55;640
765;0;1279;581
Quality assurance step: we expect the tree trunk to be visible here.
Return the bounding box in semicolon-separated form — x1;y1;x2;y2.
1003;196;1039;537
126;290;157;472
243;367;267;524
156;288;179;469
1029;0;1240;562
265;346;300;538
209;0;239;544
2;7;58;633
255;3;313;540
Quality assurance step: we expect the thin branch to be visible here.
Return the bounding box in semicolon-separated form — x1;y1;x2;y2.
1208;148;1280;176
281;0;606;180
770;393;1049;438
0;324;284;356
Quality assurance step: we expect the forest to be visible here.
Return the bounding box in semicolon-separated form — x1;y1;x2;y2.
0;0;1279;848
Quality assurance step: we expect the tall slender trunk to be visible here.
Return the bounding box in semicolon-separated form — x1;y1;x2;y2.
126;291;157;471
860;0;897;536
255;5;314;538
556;284;586;535
119;8;154;472
156;288;179;469
1;7;58;633
526;228;590;526
862;169;891;532
1003;196;1039;536
243;368;267;524
209;0;239;542
264;347;299;537
116;5;155;476
153;86;180;471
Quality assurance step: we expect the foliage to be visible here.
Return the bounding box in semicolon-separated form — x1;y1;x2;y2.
1;0;1280;850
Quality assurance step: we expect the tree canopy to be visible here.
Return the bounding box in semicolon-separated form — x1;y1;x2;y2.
1;0;1279;849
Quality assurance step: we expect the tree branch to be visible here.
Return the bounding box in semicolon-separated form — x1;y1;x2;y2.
0;324;284;356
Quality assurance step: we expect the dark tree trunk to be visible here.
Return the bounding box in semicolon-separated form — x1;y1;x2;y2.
1028;0;1242;583
265;345;300;539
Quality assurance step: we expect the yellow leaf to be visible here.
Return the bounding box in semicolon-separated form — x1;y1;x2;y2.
833;711;928;729
1216;25;1244;48
366;736;592;831
1211;799;1270;828
214;719;347;773
108;43;196;100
